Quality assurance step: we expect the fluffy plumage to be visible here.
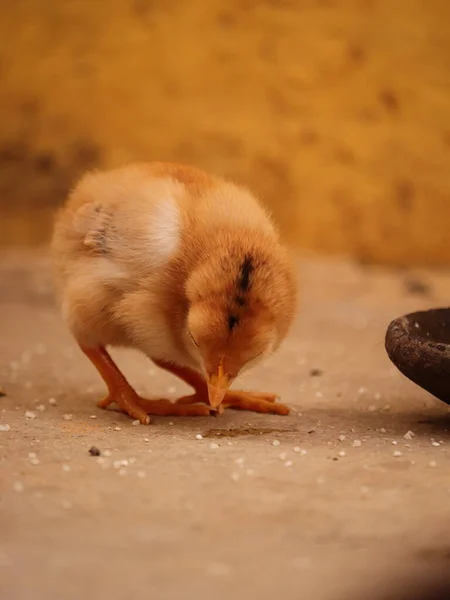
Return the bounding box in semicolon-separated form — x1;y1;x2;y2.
51;162;298;423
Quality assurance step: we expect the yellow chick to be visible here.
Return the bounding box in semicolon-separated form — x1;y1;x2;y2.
51;163;297;424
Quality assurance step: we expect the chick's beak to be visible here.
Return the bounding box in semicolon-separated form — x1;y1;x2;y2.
207;363;230;408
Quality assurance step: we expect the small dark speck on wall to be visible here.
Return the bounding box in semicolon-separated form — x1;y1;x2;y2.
347;43;366;65
70;140;102;170
395;180;415;211
34;152;56;173
379;89;400;113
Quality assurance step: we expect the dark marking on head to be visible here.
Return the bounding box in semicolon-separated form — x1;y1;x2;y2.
239;255;254;292
228;315;240;331
235;295;246;307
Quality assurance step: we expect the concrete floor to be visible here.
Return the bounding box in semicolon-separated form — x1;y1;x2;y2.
1;252;450;600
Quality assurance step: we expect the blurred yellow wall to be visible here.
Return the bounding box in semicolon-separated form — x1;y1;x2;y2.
1;0;450;265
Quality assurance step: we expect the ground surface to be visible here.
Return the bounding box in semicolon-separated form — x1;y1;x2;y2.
1;253;450;600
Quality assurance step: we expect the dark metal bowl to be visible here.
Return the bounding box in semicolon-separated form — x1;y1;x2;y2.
385;308;450;404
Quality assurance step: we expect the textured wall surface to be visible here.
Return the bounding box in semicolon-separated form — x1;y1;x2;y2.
1;0;450;264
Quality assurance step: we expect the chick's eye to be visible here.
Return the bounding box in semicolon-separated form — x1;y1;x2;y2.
188;331;199;348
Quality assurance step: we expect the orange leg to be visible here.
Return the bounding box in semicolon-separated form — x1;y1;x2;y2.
81;346;212;424
153;359;290;416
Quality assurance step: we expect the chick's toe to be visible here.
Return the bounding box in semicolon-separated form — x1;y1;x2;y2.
223;391;289;415
134;397;214;417
99;390;151;425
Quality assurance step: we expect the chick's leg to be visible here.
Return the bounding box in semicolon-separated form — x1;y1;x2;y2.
153;360;289;416
81;345;151;424
81;346;212;424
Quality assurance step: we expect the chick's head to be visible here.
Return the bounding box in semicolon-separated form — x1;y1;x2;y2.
185;240;297;408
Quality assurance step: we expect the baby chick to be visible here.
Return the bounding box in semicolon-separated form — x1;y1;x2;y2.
51;162;297;424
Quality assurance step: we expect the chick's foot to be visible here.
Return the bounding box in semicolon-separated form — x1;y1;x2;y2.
131;397;213;417
81;345;212;424
153;360;289;415
100;391;213;421
223;390;290;415
177;390;289;415
98;390;151;425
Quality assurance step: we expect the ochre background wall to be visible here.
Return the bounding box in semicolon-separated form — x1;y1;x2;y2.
1;0;450;265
